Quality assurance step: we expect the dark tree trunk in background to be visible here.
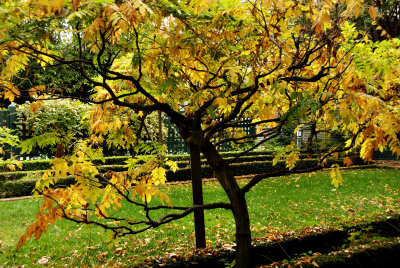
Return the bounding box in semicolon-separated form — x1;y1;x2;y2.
189;143;206;248
306;122;317;154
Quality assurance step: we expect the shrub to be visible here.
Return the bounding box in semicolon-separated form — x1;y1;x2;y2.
16;99;91;158
0;170;43;182
0;157;367;198
17;99;91;138
0;176;75;198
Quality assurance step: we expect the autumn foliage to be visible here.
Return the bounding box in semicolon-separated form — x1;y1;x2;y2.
1;0;399;266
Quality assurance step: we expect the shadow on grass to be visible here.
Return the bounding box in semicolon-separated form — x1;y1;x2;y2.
140;213;400;267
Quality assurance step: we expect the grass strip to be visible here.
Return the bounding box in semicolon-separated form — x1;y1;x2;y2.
0;168;398;267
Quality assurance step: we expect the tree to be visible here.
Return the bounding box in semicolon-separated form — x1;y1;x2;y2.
0;125;21;168
16;99;166;157
1;0;399;266
15;99;91;157
355;0;400;41
0;31;96;108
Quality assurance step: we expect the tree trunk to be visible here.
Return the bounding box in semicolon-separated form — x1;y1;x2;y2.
189;143;206;248
175;118;208;249
201;140;252;267
233;194;251;267
306;122;317;154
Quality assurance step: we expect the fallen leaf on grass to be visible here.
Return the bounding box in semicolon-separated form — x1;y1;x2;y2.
38;256;50;265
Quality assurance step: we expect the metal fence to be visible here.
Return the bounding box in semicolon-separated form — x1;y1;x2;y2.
164;117;256;154
0;103;17;131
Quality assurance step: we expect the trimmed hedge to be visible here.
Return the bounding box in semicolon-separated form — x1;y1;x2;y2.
0;151;276;172
0;159;51;173
0;156;367;198
0;176;75;198
1;150;360;173
97;155;278;173
0;170;44;182
164;158;362;182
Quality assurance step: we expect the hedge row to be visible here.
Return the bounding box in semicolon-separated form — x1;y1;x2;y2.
164;158;366;182
1;150;334;175
0;170;43;182
0;151;276;172
0;157;367;198
0;154;276;182
0;176;75;199
0;160;51;173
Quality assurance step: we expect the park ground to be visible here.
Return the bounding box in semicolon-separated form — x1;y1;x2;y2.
0;167;399;267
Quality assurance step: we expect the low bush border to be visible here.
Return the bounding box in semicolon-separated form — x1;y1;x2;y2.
0;151;276;172
0;176;75;199
140;213;400;267
0;157;367;198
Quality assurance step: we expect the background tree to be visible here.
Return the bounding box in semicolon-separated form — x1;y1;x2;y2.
15;98;166;158
0;9;97;108
16;99;91;157
1;0;399;266
355;0;400;40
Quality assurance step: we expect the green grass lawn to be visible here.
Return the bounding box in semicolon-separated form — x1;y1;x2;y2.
0;168;399;267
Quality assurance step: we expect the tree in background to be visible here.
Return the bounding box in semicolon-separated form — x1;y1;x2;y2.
355;0;400;40
1;0;399;266
0;41;96;108
16;99;166;158
16;99;91;157
0;126;21;169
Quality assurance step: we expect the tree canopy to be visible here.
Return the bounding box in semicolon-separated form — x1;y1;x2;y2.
1;0;399;266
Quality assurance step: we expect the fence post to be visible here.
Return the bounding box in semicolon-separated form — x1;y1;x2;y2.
0;111;6;128
6;103;17;130
5;103;17;159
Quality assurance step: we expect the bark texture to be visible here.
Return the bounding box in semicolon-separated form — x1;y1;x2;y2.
202;140;252;268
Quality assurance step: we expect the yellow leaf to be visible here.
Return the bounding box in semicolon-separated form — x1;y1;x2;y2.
6;164;16;171
213;97;228;107
72;0;81;11
4;88;20;102
166;160;178;172
360;139;375;161
343;156;353;167
159;191;172;207
145;193;152;203
286;149;299;170
330;166;343;188
368;6;377;20
28;85;46;98
354;5;360;18
151;167;166;185
54;0;64;13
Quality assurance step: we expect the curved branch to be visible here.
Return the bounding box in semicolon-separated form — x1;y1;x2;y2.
240;165;322;195
226;123;283;163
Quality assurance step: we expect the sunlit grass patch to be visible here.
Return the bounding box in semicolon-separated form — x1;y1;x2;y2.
0;168;399;267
